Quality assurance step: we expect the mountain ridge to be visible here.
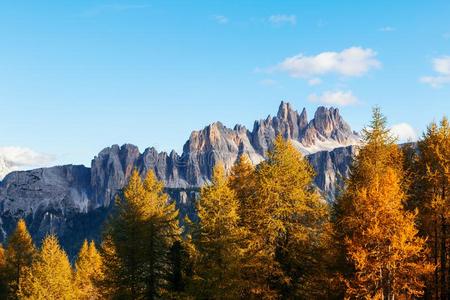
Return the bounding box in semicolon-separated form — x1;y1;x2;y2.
0;102;360;256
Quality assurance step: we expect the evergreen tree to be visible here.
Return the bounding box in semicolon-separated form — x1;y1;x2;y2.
408;117;450;299
100;169;180;299
335;108;433;299
4;219;36;299
18;235;74;299
189;164;248;299
74;240;103;300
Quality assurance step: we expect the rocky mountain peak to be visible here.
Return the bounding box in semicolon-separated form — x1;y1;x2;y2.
0;101;362;255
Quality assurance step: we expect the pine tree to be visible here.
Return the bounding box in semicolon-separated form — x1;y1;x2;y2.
4;219;36;299
18;235;74;299
336;108;433;299
189;164;248;299
74;240;103;300
408;117;450;299
100;169;180;299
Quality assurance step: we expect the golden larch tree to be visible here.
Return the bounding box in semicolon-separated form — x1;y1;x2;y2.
74;240;103;300
336;108;433;299
408;117;450;299
18;234;74;299
4;219;36;299
189;164;248;299
100;169;180;299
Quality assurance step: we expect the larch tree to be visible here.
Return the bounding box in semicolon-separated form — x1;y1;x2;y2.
336;108;433;299
229;136;331;298
100;169;180;299
189;164;248;299
254;135;331;299
74;240;103;300
18;235;74;299
408;117;450;299
0;244;7;299
4;219;36;299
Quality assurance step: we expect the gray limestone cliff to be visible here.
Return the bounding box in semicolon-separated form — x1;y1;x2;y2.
0;102;360;256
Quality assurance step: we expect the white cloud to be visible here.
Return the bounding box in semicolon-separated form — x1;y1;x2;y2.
212;15;229;24
379;26;396;32
0;147;55;179
420;56;450;88
390;123;418;142
308;90;359;106
275;47;380;81
268;14;297;26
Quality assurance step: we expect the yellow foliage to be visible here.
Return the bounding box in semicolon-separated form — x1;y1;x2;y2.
19;235;74;300
4;219;36;298
74;240;103;300
337;108;433;299
190;164;248;299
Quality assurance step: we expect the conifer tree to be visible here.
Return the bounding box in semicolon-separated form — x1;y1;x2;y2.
0;244;7;299
74;240;103;300
189;164;248;299
100;169;180;299
18;235;74;299
408;117;450;299
335;108;433;299
4;219;36;299
254;135;330;298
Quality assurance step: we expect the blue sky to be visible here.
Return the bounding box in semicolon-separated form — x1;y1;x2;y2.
1;1;450;168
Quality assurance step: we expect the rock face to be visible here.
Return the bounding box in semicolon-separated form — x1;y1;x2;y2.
0;102;360;256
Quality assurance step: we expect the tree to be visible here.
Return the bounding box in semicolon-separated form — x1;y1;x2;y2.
4;219;36;299
100;169;181;299
0;244;8;299
256;136;331;298
336;108;433;299
228;137;331;298
189;164;248;299
408;117;450;299
18;235;74;299
74;240;103;300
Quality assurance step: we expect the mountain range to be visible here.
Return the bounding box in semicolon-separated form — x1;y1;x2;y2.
0;102;360;256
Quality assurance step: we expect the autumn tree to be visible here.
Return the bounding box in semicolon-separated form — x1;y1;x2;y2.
100;169;180;299
0;244;7;299
335;108;433;299
228;137;331;298
3;219;36;299
188;164;248;299
407;117;450;299
74;240;103;300
18;234;74;299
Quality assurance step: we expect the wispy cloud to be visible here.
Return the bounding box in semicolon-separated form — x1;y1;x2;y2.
268;14;297;26
379;26;396;32
420;56;450;88
263;47;380;84
0;147;55;179
211;15;229;24
390;123;417;142
259;79;278;86
81;4;150;17
308;90;359;106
